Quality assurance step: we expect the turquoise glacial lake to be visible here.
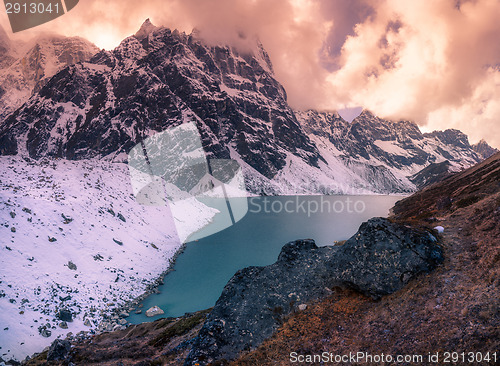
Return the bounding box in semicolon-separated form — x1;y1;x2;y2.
128;195;403;323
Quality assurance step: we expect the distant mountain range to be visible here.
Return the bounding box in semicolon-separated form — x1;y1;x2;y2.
0;20;497;194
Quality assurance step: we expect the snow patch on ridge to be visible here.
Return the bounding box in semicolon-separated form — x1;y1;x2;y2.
374;140;410;157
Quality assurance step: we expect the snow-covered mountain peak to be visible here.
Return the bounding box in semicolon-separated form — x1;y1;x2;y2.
0;21;312;174
26;34;98;80
472;139;499;159
117;24;191;61
114;33;149;62
423;129;471;149
134;18;159;41
253;38;274;75
0;33;99;122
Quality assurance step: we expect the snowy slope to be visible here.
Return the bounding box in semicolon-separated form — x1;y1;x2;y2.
0;156;216;361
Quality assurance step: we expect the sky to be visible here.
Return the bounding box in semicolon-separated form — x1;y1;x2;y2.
1;0;499;148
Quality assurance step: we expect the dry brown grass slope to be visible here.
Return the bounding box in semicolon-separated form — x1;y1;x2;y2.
234;153;500;366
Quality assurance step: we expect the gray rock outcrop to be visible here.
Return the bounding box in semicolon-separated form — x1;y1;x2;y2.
47;339;71;361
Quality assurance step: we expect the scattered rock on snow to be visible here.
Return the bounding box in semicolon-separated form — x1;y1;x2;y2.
61;213;73;224
57;309;73;322
39;327;51;338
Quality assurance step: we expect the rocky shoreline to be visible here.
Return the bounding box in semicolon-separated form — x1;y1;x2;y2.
16;241;190;365
97;241;189;332
186;217;444;364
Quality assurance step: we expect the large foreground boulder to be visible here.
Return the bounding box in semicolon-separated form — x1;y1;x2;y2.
333;217;444;298
185;217;444;365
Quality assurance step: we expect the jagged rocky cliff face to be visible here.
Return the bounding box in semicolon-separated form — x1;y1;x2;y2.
0;20;494;194
0;25;14;69
0;25;99;122
0;21;321;185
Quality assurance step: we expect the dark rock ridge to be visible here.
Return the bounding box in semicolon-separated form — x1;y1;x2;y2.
185;217;444;365
472;139;499;159
46;339;71;361
409;160;454;188
392;151;500;222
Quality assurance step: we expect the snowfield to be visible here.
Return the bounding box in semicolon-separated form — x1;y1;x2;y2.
0;156;216;362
